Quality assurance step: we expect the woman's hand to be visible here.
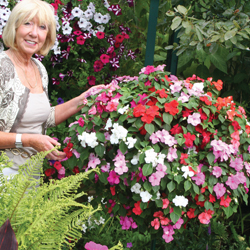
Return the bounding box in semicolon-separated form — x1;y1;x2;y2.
23;134;66;160
81;84;106;99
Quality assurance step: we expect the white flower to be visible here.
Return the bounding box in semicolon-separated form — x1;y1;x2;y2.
84;9;94;20
78;132;98;148
131;183;141;194
172;195;188;207
94;219;100;225
88;196;94;202
145;148;158;167
62;23;72;35
96;25;105;32
125;137;137;149
99;216;105;224
102;13;111;24
187;146;198;155
72;7;83;18
140;191;152;203
181;166;194;178
131;153;140;165
103;0;110;8
87;2;95;13
94;12;103;24
157;152;166;165
0;0;9;7
78;18;92;31
82;223;87;233
104;118;112;130
101;198;107;204
110;123;128;144
0;7;11;21
118;104;129;114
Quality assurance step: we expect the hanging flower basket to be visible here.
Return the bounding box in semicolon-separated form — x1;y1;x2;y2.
58;65;250;243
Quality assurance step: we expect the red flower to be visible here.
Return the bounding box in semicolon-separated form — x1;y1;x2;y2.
87;75;96;86
170;124;183;135
232;121;241;131
182;107;193;117
164;100;179;116
100;54;110;64
220;195;231;207
209;194;216;203
155;88;168;98
93;60;104;72
212;79;223;91
198;108;208;121
132;201;143;215
76;35;85;45
73;166;80;174
187;208;196;219
180;153;188;165
96;31;105;39
133;104;146;117
110;186;116;196
194;195;205;207
115;34;124;43
45;168;55;177
54;161;62;170
141;112;155;124
200;96;212;105
183;132;196;148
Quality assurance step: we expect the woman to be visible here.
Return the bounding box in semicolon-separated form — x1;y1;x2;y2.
0;0;104;177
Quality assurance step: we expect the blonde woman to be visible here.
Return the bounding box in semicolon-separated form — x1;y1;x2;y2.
0;0;103;177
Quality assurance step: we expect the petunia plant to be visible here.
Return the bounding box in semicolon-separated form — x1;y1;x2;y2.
51;64;250;243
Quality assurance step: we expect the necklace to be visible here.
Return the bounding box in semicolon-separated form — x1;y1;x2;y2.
10;50;38;89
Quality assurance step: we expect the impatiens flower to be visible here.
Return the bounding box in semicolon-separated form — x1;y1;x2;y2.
149;172;162;186
120;216;137;230
212;166;222;178
162;198;170;209
187;113;201;126
164;100;179;116
187;208;197;219
107;170;120;185
125;137;137;149
183;132;196;148
191;172;205;186
226;175;239;190
220;195;231;207
140;191;152;203
132;201;143;215
198;211;212;224
84;241;108;250
172;195;188;207
151;218;160;230
78;117;85;127
213;183;226;199
131;183;141;194
173;218;184;229
133;104;146;117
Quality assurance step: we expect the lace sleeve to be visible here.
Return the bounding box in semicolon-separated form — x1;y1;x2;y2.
45;106;56;128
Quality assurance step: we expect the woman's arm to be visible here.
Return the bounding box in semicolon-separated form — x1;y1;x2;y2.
0;131;66;160
54;85;105;125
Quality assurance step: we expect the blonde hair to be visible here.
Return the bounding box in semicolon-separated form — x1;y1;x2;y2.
2;0;56;56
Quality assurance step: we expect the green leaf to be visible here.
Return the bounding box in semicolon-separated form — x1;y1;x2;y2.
119;141;127;154
223;206;234;218
143;181;152;192
94;144;105;158
207;152;215;165
142;164;153;176
170;212;180;224
177;5;188;15
209;52;227;74
184;180;192;191
171;16;182;30
192;183;200;194
145;123;155;135
99;172;108;184
224;29;237;41
163;113;173;125
167;181;176;193
96;132;105;143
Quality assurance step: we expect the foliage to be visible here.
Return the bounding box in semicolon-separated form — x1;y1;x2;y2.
165;0;250;106
44;64;250;244
0;150;101;250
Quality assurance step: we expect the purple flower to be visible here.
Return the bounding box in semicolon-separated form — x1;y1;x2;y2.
57;98;64;105
127;242;133;248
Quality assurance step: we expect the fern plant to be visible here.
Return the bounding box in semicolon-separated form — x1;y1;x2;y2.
0;149;101;250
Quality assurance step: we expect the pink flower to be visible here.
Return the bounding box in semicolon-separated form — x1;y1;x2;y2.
88;155;101;169
106;99;119;112
198;212;212;224
212;166;222;178
143;65;155;75
191;172;205;186
162;198;170;209
173;218;184;229
167;147;178;162
149;172;162;186
84;241;108;250
57;166;65;180
162;225;175;243
151;218;160;230
187;113;201;126
213;183;226;199
78;117;85;127
100;54;110;64
120;216;137;230
88;105;97;115
114;161;128;175
107;170;120;185
230;157;243;171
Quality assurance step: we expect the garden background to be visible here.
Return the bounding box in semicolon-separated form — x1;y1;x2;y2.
1;0;250;249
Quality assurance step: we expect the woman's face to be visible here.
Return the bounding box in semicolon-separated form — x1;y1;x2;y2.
15;15;48;57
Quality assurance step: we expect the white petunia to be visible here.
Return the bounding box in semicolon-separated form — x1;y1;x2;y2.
102;13;111;24
62;23;72;35
87;2;95;13
82;223;87;233
125;137;137;149
140;191;152;203
94;12;103;24
84;9;94;20
172;195;188;207
131;183;141;194
71;7;83;18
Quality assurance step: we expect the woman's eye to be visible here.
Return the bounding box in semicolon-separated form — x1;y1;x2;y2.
24;22;31;25
40;25;47;30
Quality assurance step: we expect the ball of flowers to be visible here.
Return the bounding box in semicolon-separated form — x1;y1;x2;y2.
62;65;250;243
